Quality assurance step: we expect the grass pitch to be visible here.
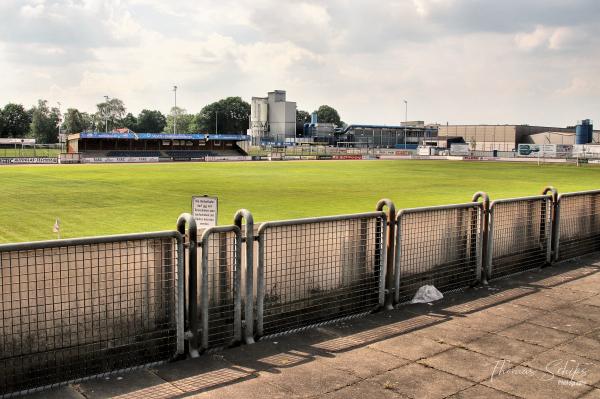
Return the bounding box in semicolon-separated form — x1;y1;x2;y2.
1;160;600;243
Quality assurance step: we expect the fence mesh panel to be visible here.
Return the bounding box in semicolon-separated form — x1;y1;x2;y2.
490;197;551;279
259;215;385;336
203;230;239;349
558;192;600;260
395;204;481;303
0;236;179;397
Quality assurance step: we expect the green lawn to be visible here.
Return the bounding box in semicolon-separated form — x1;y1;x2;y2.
0;148;61;157
1;160;600;243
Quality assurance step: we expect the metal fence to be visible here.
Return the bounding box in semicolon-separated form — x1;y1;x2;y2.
0;232;184;397
556;190;600;261
7;186;600;396
198;226;242;351
394;203;483;303
487;195;552;280
255;212;387;337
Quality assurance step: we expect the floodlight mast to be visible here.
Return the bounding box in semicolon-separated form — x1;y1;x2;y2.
403;99;408;148
173;85;178;134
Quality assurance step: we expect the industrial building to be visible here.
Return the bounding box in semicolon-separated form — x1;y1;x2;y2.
249;90;296;143
438;121;598;151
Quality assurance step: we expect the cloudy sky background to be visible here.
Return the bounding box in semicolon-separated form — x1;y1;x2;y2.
0;0;598;127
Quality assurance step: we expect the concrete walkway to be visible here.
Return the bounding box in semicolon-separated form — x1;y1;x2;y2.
28;254;600;399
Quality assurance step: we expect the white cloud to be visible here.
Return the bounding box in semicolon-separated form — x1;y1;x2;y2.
0;0;599;127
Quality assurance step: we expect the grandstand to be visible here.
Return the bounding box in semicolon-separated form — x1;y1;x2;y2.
66;132;249;162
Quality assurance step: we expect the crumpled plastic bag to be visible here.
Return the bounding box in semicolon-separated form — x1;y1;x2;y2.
411;285;444;304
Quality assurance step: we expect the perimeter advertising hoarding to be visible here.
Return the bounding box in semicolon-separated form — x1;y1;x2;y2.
517;144;572;157
0;157;58;164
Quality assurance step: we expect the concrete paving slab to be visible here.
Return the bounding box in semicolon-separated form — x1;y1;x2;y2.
543;286;597;302
483;302;546;322
257;359;361;398
483;365;590;399
524;348;600;387
496;321;577;348
154;356;253;395
558;336;600;362
464;333;547;363
440;287;536;315
369;362;474;399
412;319;489;346
528;312;598;335
451;311;521;333
76;370;183;399
559;278;600;294
581;388;600;398
555;303;600;323
188;376;293;399
367;332;453;361
447;384;518;398
509;291;573;311
582;295;600;308
220;339;319;373
420;347;503;382
314;346;410;379
321;380;405;399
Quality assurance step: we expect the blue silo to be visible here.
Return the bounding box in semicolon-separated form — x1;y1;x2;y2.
576;119;592;144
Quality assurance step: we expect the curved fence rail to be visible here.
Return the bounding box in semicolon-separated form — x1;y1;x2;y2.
488;195;552;280
5;187;600;397
199;226;242;351
0;232;184;398
394;203;483;303
255;212;387;338
557;190;600;261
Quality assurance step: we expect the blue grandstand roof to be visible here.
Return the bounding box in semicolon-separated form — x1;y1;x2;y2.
78;132;250;141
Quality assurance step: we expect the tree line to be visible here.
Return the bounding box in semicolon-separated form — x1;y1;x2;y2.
0;97;343;143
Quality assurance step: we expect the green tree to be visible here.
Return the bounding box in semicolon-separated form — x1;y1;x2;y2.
315;105;341;126
194;97;250;134
95;98;126;132
0;103;31;138
30;100;60;143
296;109;311;136
136;109;166;133
121;113;138;132
62;108;87;134
165;107;195;133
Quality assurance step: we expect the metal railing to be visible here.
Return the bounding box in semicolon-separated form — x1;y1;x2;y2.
255;211;387;338
0;231;184;398
199;226;242;351
556;190;600;261
487;195;552;280
394;202;483;303
5;186;600;396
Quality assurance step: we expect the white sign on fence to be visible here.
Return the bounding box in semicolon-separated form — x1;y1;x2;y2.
192;196;218;229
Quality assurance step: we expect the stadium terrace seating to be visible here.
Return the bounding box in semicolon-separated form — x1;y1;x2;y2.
164;150;218;158
107;151;162;158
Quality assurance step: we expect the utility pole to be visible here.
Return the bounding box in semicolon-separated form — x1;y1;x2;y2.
215;110;218;134
403;100;408;149
173;85;177;134
57;101;62;152
104;95;110;133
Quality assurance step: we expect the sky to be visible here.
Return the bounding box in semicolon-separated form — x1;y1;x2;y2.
0;0;599;127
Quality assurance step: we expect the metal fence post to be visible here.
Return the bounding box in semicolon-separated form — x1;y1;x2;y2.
542;186;559;263
234;209;255;344
176;213;199;358
376;199;396;309
472;192;490;284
